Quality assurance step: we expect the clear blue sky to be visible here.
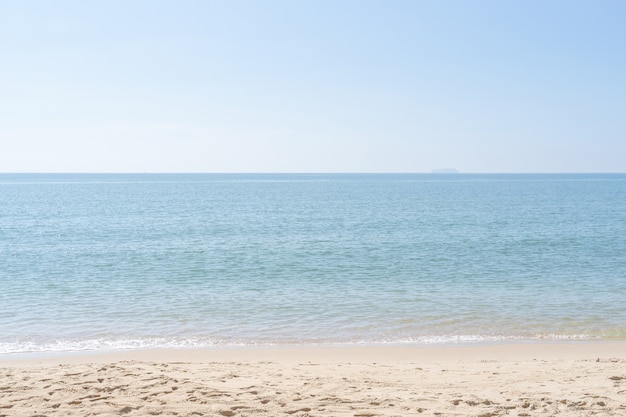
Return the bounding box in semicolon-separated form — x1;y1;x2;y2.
1;0;625;172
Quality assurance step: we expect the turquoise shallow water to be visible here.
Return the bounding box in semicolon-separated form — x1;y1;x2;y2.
1;173;625;354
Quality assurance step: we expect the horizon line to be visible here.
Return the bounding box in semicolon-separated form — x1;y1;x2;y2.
1;171;625;175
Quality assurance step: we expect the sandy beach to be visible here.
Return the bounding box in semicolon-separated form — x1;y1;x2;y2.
1;343;625;416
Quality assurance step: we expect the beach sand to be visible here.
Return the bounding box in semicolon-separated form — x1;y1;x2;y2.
1;343;625;416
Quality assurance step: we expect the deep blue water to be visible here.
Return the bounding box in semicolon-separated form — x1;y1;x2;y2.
1;174;625;354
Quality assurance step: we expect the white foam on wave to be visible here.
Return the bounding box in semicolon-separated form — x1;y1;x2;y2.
0;333;602;356
0;337;235;355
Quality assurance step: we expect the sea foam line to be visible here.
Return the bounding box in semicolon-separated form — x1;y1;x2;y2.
0;334;601;355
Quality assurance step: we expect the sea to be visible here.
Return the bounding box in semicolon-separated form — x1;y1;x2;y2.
1;173;625;355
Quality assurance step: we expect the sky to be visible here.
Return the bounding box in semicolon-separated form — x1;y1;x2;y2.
1;0;625;173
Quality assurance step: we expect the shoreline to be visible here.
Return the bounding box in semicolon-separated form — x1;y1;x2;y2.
2;340;625;365
2;342;625;416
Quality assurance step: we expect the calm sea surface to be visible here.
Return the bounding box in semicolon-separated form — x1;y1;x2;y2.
1;174;625;354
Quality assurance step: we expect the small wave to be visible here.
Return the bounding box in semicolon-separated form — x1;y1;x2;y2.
0;333;605;356
0;337;231;355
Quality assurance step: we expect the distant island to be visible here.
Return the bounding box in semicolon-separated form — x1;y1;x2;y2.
431;168;459;173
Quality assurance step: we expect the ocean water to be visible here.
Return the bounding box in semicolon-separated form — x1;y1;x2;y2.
1;173;625;354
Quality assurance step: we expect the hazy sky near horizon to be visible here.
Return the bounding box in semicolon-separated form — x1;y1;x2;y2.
1;0;625;173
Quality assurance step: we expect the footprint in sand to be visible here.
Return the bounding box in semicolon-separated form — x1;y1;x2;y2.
286;407;312;414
